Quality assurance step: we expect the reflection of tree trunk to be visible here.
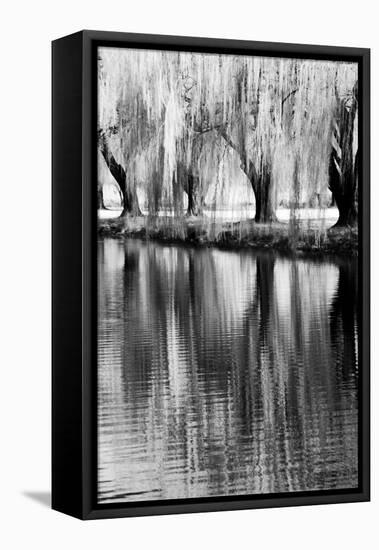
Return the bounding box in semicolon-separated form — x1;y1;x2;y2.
329;85;358;227
188;252;196;305
99;133;142;217
256;254;276;338
330;259;358;380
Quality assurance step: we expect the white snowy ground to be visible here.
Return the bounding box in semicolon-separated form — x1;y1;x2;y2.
98;207;339;228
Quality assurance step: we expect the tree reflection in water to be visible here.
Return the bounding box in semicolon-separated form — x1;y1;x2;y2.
98;238;358;503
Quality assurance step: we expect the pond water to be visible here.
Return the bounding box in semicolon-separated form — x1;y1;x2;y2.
97;237;358;503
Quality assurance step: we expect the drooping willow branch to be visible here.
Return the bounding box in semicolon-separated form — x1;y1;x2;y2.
281;88;298;106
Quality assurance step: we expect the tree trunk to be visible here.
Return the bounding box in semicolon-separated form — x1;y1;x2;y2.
148;145;164;215
178;160;202;216
99;133;142;217
329;87;358;227
183;136;204;216
254;174;277;223
97;186;105;210
218;129;277;223
245;161;277;223
331;187;357;226
172;163;185;216
329;149;357;226
186;173;202;216
148;168;162;215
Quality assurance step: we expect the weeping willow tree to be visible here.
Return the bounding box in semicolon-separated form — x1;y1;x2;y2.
98;50;160;216
329;80;359;226
213;57;358;223
98;47;358;226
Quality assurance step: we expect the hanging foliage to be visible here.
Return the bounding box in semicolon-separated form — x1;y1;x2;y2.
98;47;357;225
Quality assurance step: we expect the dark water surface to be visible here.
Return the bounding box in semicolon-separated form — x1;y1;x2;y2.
97;238;358;503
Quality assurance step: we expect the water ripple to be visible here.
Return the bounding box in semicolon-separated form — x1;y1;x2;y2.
97;238;358;503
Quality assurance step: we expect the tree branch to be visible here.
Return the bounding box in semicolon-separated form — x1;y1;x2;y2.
98;130;127;188
217;127;240;155
281;88;298;106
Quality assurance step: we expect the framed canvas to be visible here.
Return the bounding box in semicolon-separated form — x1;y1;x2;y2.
52;30;370;520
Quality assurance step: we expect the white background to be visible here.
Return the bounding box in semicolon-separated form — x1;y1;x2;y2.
1;1;376;548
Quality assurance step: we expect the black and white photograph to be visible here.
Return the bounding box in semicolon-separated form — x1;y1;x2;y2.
2;0;376;545
97;46;361;504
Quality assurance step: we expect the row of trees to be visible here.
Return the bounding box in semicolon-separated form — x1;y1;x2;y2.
98;49;358;226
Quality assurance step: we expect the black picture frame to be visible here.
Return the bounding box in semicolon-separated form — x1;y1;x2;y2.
52;30;370;520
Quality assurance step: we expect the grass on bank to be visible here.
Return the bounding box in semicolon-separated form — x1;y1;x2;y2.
98;214;358;255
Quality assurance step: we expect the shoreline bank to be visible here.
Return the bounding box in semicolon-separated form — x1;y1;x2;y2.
98;215;358;256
